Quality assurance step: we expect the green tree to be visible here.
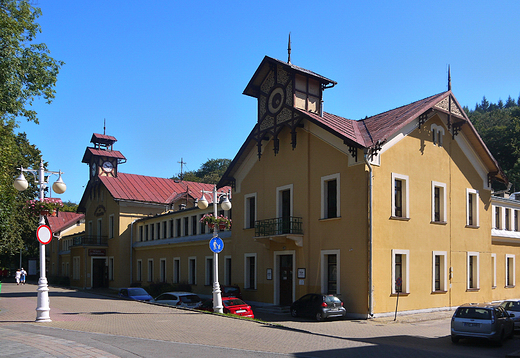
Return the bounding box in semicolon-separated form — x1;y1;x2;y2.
0;0;64;125
174;159;231;184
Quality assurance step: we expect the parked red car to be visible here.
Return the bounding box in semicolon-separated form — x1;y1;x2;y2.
199;297;254;318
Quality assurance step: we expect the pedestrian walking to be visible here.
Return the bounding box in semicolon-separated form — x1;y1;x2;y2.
20;268;26;284
15;269;21;285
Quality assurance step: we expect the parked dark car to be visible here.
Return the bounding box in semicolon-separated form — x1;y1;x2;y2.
118;287;154;302
290;293;346;321
451;303;514;345
221;285;242;299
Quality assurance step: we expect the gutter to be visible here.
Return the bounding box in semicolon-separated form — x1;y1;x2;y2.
364;150;374;317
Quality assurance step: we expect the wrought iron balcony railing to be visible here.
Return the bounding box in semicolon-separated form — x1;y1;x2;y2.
72;236;108;246
254;217;303;237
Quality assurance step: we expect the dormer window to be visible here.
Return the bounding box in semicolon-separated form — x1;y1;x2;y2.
431;124;445;147
294;74;321;114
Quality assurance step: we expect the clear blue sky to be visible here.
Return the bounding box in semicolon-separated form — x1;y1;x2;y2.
17;0;520;203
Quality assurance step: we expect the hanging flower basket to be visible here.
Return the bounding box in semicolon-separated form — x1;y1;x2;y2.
24;198;63;217
216;215;232;230
200;214;217;228
200;214;232;230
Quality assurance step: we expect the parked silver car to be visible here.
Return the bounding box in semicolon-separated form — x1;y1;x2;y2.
154;292;202;308
451;303;514;345
500;299;520;330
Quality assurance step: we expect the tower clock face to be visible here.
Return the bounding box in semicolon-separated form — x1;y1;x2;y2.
102;161;114;173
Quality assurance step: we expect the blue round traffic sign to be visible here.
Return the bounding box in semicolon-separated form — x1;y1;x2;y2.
209;237;224;253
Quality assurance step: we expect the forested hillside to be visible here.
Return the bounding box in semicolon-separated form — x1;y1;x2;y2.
463;96;520;192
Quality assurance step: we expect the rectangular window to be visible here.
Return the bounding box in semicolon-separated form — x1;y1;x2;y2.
183;217;189;236
495;206;501;229
506;255;515;287
205;257;214;286
160;258;166;283
88;221;93;236
392;249;409;294
169;219;174;238
506;209;511;231
491;253;497;288
277;184;293;234
148;259;154;282
191;215;197;236
109;257;114;281
244;253;257;289
321;250;340;294
225;256;232;286
244;193;257;229
73;256;80;280
137;260;142;282
144;225;149;241
467;252;479;290
432;251;447;292
392;173;409;218
97;218;102;238
175;218;181;237
199;214;206;234
188;257;196;285
515;210;519;231
321;174;340;219
431;182;446;223
109;215;114;239
467;189;479;227
173;258;180;284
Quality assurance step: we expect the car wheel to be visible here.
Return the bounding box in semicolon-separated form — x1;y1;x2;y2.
450;335;459;344
316;312;325;322
290;308;298;317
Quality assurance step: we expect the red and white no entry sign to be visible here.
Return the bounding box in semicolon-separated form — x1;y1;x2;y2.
36;225;52;245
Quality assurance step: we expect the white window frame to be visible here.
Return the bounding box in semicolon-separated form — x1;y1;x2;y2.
432;251;447;292
136;259;142;282
391;173;409;218
188;256;197;285
276;184;294;218
224;255;232;286
431;124;445;147
244;253;257;290
173;257;180;284
506;254;516;287
491;253;497;288
321;249;340;294
321;173;341;219
391;249;409;294
244;193;257;229
466;189;480;227
467;252;480;290
97;218;102;238
205;256;213;286
431;181;447;223
160;258;166;283
147;259;154;282
108;256;114;281
73;256;80;280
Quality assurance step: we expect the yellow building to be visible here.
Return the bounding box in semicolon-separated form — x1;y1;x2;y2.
52;55;520;319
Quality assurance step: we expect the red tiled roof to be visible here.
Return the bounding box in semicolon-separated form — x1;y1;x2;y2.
46;212;84;233
81;148;126;163
99;173;231;205
91;133;117;144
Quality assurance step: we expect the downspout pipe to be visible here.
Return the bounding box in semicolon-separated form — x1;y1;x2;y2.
364;150;374;317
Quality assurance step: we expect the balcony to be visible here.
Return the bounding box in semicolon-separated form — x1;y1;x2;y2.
254;217;303;248
72;236;108;247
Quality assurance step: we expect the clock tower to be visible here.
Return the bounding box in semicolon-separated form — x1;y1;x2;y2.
82;133;126;180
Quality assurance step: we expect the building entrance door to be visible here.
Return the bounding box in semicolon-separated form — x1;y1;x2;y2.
279;254;293;306
92;258;107;288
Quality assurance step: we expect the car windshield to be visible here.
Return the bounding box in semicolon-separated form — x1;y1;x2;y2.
501;301;520;312
180;295;201;303
223;299;246;307
128;288;148;296
455;307;491;320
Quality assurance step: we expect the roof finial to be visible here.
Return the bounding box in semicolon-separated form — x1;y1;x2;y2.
287;32;291;64
448;65;451;91
103;118;106;135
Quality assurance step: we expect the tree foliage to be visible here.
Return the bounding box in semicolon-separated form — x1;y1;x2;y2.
173;158;231;184
468;96;520;192
0;0;64;125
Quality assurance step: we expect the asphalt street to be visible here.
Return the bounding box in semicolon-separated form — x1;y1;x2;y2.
1;282;519;357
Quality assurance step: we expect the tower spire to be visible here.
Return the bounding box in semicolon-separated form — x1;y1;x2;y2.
287;33;291;64
448;65;451;91
103;118;106;135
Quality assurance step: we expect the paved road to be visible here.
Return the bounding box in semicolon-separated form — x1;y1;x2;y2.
1;282;519;357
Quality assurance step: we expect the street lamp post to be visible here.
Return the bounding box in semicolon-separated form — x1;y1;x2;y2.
13;159;66;322
197;186;231;314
